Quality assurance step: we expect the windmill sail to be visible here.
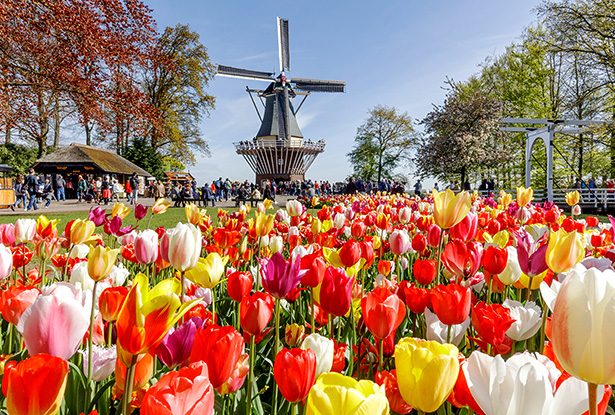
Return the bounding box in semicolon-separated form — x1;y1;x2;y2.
277;17;290;72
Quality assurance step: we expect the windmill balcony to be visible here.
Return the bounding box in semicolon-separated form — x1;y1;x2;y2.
234;138;326;153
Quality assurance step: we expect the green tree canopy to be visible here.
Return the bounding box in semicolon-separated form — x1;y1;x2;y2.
123;138;165;179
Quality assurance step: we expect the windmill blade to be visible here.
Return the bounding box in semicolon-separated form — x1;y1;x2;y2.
217;65;274;82
277;17;290;72
292;77;346;93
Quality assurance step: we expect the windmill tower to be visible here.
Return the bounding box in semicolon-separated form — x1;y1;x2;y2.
217;17;345;184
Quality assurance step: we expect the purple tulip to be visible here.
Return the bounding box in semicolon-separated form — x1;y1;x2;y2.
514;230;549;277
88;206;107;227
260;252;305;299
135;204;148;221
155;317;202;369
108;216;136;237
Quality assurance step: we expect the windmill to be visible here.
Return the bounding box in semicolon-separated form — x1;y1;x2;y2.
217;17;345;184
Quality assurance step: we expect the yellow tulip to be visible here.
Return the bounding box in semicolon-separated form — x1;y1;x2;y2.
254;212;274;237
185;203;203;226
545;228;585;274
394;337;459;413
151;198;171;214
36;215;60;237
69;219;96;245
311;218;322;235
516;186;533;207
262;198;273;210
184;253;228;289
518;269;548;290
566;190;580;207
87;245;120;282
432;189;471;229
111;202;131;219
305;372;389;415
498;190;512;208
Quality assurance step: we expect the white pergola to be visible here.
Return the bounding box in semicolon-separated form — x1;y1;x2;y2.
501;118;605;202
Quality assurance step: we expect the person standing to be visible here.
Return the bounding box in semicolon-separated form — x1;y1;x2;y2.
129;173;139;204
24;169;39;211
77;175;87;203
55;174;66;201
42;178;53;208
94;176;102;204
414;180;422;196
10;174;26;211
101;176;111;205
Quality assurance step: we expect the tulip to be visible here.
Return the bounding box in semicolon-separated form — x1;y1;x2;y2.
412;233;427;253
156;317;201;369
0;285;40;326
110;202;130;219
151;198;171;215
14;218;36;244
398;281;431;314
99;286;129;322
274;348;317;403
36;215;60;239
0;244;13;280
114;351;154;395
299;333;334;378
351;220;366;239
216;353;249;395
133;229;159;264
87;246;120;282
185;253;228;289
285;323;305;347
465;350;606;415
566;190;580;206
426;224;442;248
413;259;437;285
514;229;549;277
398;207;412;224
240;291;275;336
81;344;117;381
141;360;215;415
227;271;253;302
115;274;196;361
389;229;411;256
33;237;60;264
319;267;354;317
501;299;541;341
432;189;471;229
2;353;68;415
286;200;304;217
471;301;515;347
88;207;108;227
167;222;201;272
482;245;508;276
305;372;389;415
378;259;393;276
17;282;91;360
425;309;470;346
395;338;459;413
441;240;483;279
190;324;244;388
516;186;533;207
300;252;326;287
552;265;615;385
362;287;406;340
545;228;585;274
375;370;413;414
0;223;15;246
254;212;275;237
572;204;582;216
450;211;478;242
431;283;471;326
260;252;303;299
338;238;362;268
68;219;96;245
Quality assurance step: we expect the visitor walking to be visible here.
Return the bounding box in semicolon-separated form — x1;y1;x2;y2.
24;169;38;211
55;174;66;201
42;178;54;208
10;174;26;211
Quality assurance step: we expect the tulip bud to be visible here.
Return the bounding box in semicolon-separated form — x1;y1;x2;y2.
399;207;412;224
571;204;581;216
134;229;159;265
269;236;283;254
14;218;36;244
88;246;120;282
426;224;442;248
285;323;305;347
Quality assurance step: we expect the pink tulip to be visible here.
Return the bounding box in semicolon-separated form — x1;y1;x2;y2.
389;229;410;256
426;224;442;248
286;200;304;217
449;211;478;242
17;282;91;360
0;244;13;280
441;240;484;279
167;223;201;272
134;229;159;264
0;224;15;246
88;206;107;227
398;207;412;224
14;218;36;244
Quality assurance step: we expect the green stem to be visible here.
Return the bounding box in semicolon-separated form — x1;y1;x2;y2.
63;243;74;282
378;338;384;373
273;298;281;415
539;299;549;354
247;335;256;415
86;281;98;410
435;229;445;286
180;271;185;305
310;288;315;333
349;302;356;377
146;212;153;229
486;274;493;305
328;314;333;339
7;324;13;354
40;259;47;285
211;285;217;317
122;354;138;415
21;244;26;285
107;322;113;346
447;324;452;344
588;382;598;415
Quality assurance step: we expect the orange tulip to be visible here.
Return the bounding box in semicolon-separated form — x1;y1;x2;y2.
0;286;41;325
99;286;129;322
114;351;154;395
2;353;68;415
432;189;471;229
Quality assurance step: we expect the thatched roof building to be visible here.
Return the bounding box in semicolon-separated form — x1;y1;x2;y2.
31;143;152;179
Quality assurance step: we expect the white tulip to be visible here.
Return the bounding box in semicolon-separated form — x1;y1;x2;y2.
503;299;542;341
300;333;334;378
425;309;470;346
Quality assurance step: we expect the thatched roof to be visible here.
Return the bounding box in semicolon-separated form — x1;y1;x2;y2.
32;143;152;176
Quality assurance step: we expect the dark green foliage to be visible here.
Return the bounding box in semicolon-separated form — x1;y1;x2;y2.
0;144;39;175
123;138;165;179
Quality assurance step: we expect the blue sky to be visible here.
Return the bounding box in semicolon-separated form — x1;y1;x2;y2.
140;0;540;185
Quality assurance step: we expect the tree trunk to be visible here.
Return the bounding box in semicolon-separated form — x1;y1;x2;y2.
53;95;60;149
84;119;92;146
461;166;467;188
578;133;583;179
4;126;10;144
36;91;49;158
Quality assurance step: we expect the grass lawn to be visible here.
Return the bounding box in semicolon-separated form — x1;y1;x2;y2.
0;205;256;231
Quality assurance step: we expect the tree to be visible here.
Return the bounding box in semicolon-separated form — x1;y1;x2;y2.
123;138;165;179
142;24;216;165
417;88;508;185
347;105;415;182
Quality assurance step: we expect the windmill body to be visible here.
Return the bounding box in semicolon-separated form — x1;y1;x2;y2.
217;17;345;184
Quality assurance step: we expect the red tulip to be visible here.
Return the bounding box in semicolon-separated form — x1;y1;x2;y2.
273;348;317;403
227;271;253;302
331;340;347;373
114;352;155;397
190;324;244;389
300;252;326;287
426;224;442;248
98;286;129;322
320;267;354;317
360;240;375;269
11;245;33;268
375;370;413;414
449;211;478;242
413;259;437;285
0;285;40;325
361;287;406;340
398;281;431;314
430;284;471;325
471;301;515;347
141;361;214;415
338;239;361;268
240;292;275;336
2;353;68;415
378;260;393;276
441;240;483;279
411;233;427;253
482;245;508;275
351;221;366;239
